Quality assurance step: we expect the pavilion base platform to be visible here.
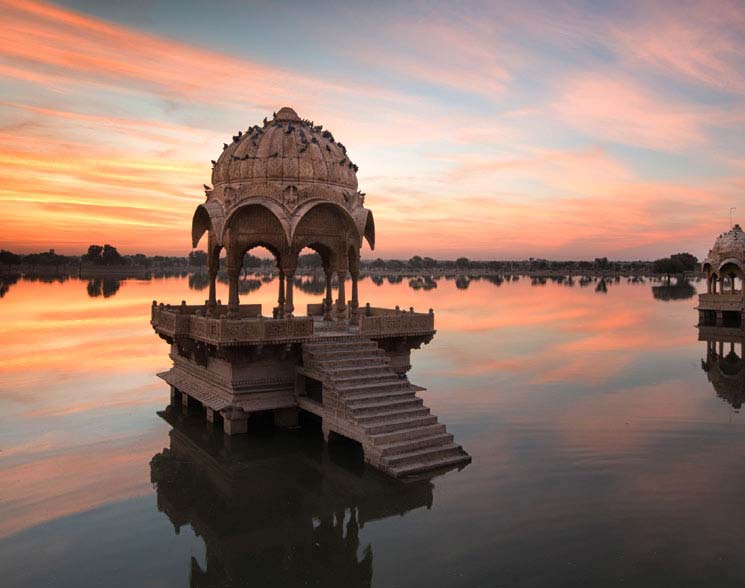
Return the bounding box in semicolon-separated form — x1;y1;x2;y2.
153;302;471;479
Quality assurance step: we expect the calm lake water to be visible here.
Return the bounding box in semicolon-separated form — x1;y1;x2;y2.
2;273;744;587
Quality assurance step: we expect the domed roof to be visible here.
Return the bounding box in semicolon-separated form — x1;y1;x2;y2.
707;224;745;267
210;107;358;198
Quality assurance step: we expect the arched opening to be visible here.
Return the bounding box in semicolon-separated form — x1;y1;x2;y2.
292;202;361;321
719;261;744;295
295;244;333;320
237;243;281;317
222;203;289;315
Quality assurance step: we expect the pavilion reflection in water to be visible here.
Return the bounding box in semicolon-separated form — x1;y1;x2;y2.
150;406;434;587
699;326;745;409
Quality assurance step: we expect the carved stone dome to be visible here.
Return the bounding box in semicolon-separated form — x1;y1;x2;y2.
210;107;359;206
193;107;374;253
707;224;745;268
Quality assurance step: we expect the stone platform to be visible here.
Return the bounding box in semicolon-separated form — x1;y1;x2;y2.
152;301;471;479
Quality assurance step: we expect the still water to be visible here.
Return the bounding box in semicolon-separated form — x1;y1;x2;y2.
1;273;744;587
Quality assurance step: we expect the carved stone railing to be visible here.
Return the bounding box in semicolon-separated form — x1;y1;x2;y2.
151;302;313;345
698;293;745;311
358;306;435;337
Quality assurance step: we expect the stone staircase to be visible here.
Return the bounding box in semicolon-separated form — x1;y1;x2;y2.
302;336;471;479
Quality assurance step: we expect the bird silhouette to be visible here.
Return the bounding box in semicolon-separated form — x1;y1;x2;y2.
211;160;216;165
203;184;211;191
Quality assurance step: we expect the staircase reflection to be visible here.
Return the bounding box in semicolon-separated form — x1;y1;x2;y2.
150;407;434;587
699;326;745;409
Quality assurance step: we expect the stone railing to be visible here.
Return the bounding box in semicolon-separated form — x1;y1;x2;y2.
151;302;313;345
358;306;435;337
698;293;745;311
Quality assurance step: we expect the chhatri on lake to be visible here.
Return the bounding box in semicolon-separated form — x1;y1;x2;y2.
151;107;471;479
698;223;745;409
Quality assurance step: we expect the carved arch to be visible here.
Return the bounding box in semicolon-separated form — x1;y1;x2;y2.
221;197;290;245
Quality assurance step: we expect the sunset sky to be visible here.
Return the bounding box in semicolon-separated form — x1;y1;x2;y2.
1;0;744;259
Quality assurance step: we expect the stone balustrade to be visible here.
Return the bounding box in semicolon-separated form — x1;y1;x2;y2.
151;302;313;345
359;305;435;337
698;292;745;311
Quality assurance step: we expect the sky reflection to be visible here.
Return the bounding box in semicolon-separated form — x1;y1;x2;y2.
1;275;745;586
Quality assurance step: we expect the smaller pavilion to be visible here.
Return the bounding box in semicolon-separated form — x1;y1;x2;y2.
698;224;745;329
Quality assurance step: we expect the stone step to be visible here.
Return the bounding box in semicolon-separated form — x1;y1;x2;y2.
313;355;389;369
378;432;454;456
323;365;392;377
304;340;380;352
344;390;418;406
337;380;410;395
332;373;400;386
382;443;463;468
307;348;386;360
387;452;472;479
348;397;423;415
370;423;447;445
363;414;438;435
355;406;430;425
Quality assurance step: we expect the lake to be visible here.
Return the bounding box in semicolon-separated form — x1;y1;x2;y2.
1;272;744;587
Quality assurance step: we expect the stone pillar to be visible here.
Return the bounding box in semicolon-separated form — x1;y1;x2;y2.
350;269;359;310
707;276;712;294
698;309;705;326
170;385;179;404
227;267;240;316
206;407;215;423
336;269;347;318
718;340;724;356
720;276;725;294
208;270;218;308
181;392;190;414
274;407;299;428
223;410;248;435
277;269;285;318
732;276;737;294
323;266;334;321
283;267;295;317
716;311;724;327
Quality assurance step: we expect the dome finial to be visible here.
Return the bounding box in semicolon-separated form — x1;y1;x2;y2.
275;107;300;122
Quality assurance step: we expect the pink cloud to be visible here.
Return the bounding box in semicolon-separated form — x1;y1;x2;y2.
554;73;710;150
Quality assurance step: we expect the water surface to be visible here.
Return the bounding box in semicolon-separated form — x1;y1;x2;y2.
1;273;744;587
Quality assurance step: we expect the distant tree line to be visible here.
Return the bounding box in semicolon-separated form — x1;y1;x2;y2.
0;245;701;276
362;256;658;272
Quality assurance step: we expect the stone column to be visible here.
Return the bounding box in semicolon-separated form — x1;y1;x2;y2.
720;276;725;294
350;269;360;324
208;269;218;308
732;276;737;294
707;276;712;294
350;269;360;310
336;270;347;318
227;267;240;316
283;267;295;317
277;269;285;318
323;266;334;321
223;410;248;435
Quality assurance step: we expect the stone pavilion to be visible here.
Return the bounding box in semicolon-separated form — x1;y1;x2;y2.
698;224;745;329
152;107;471;479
